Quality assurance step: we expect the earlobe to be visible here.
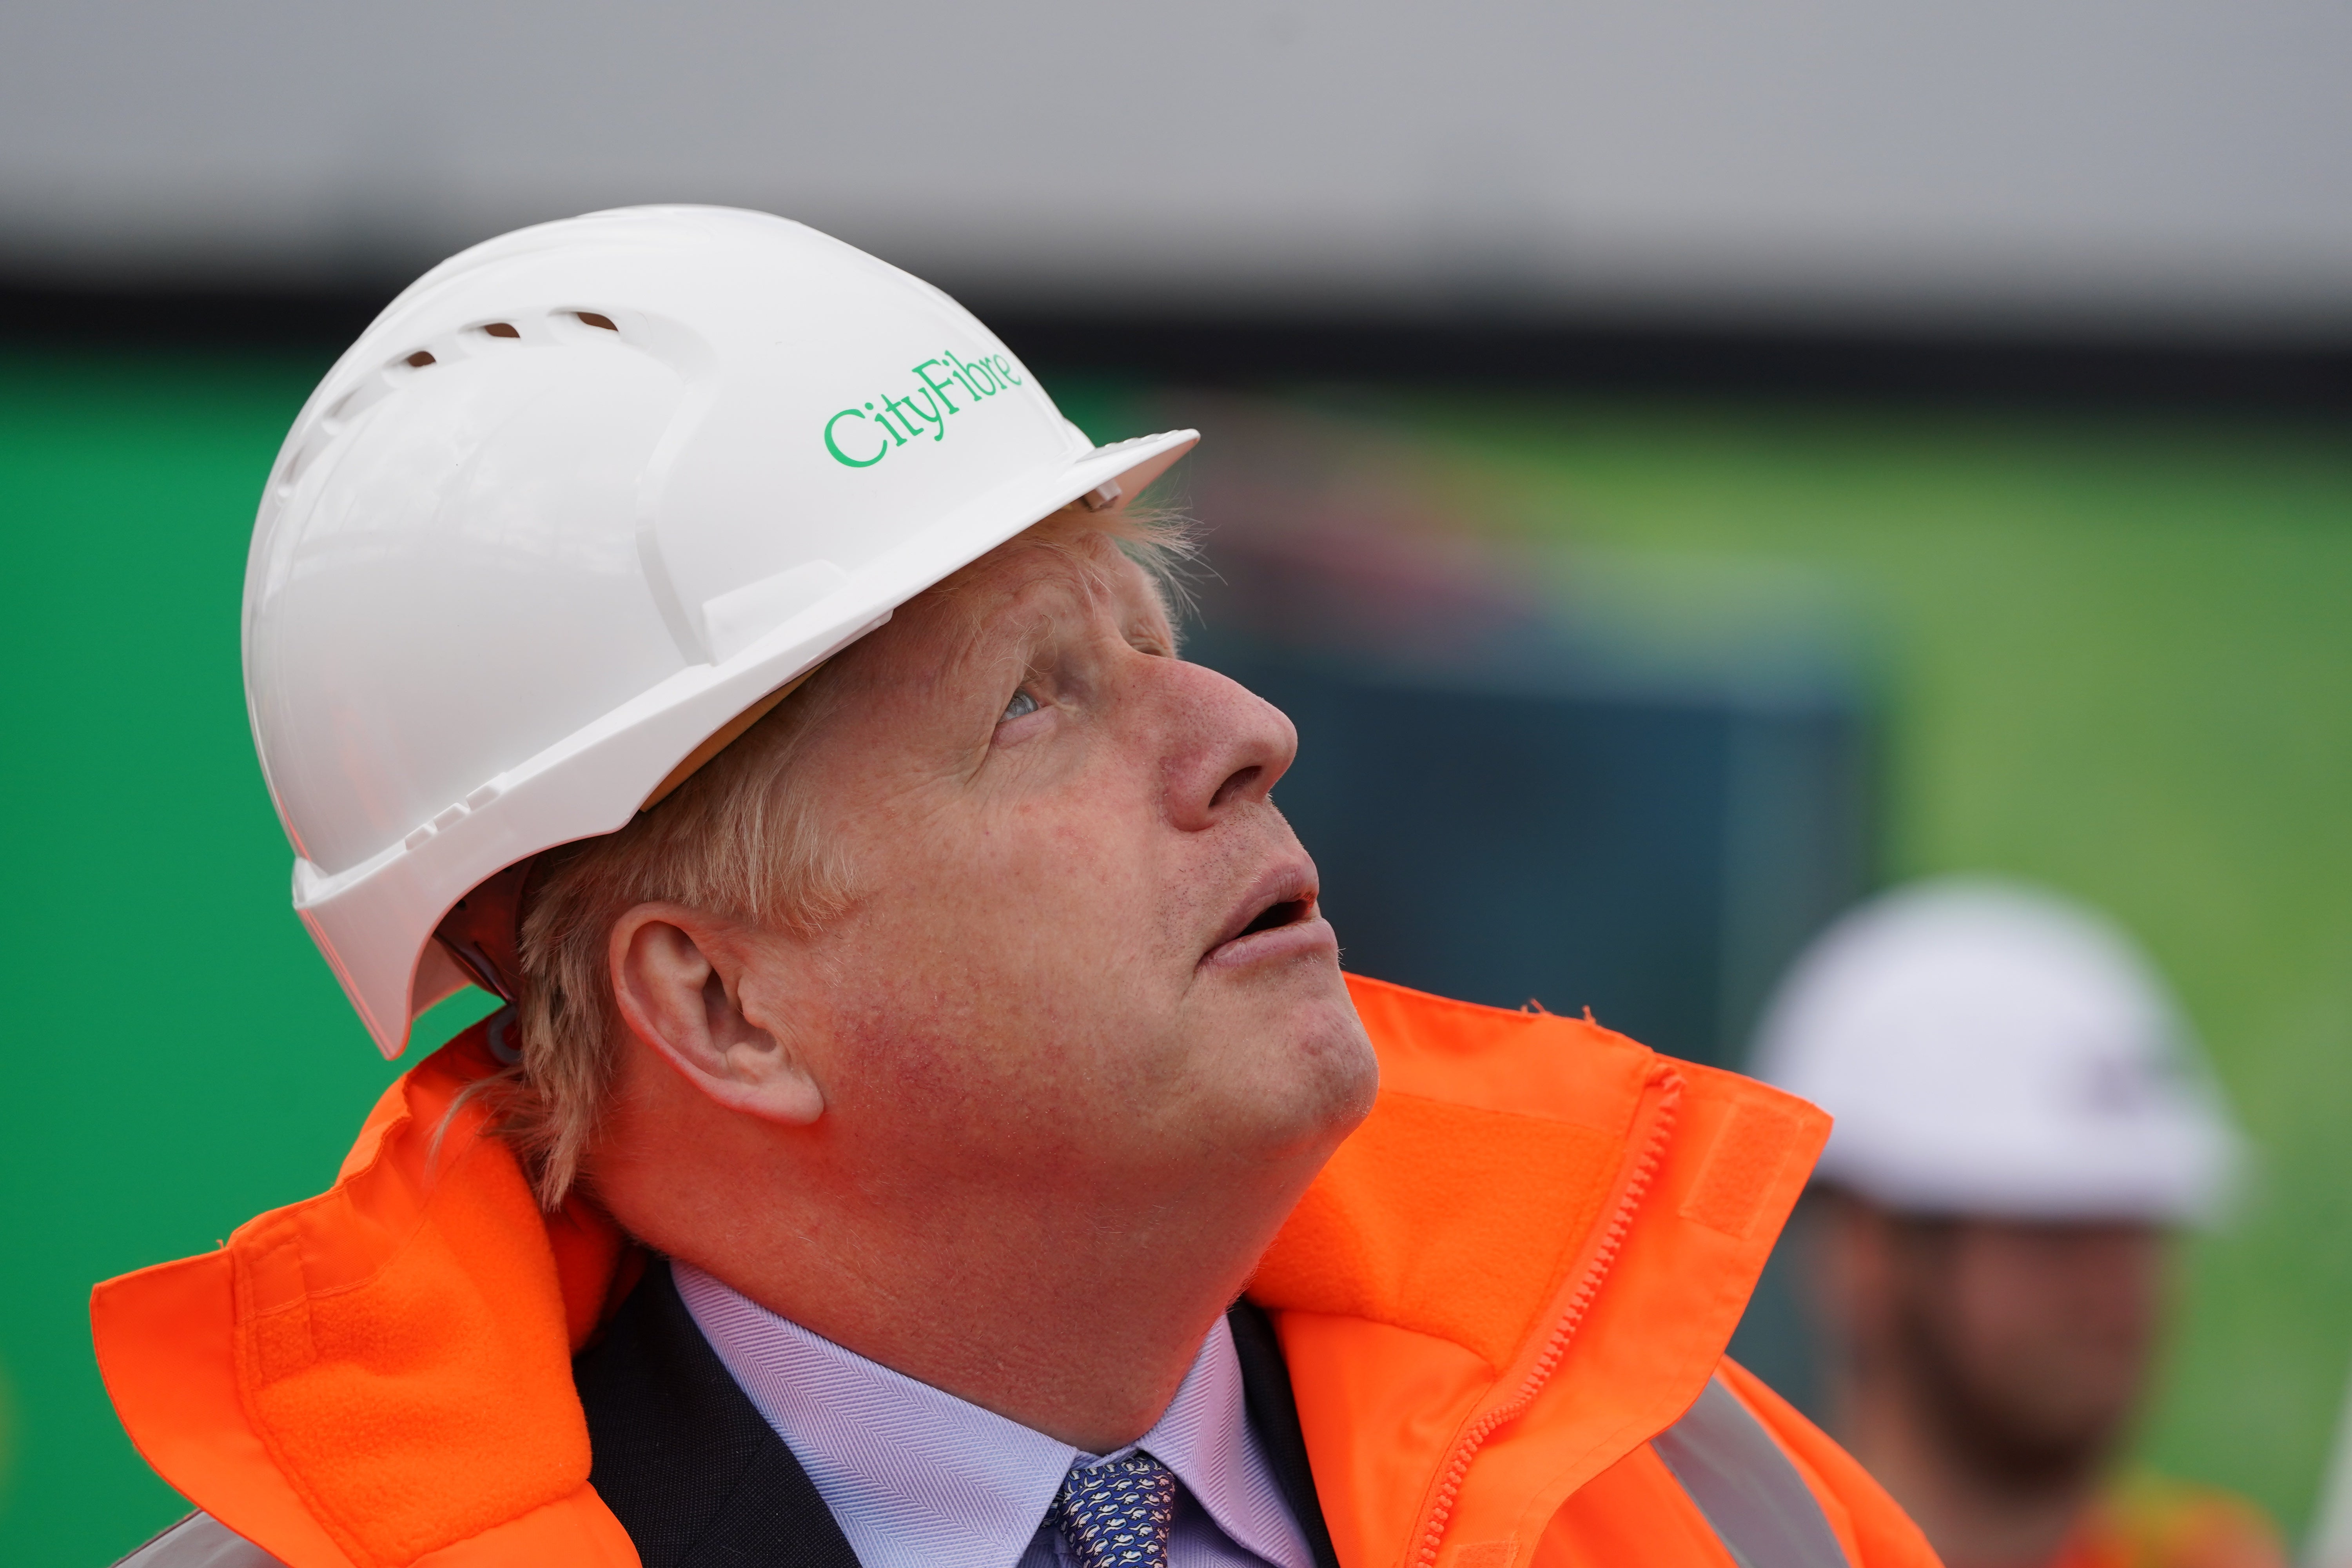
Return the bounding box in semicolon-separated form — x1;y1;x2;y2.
609;904;826;1127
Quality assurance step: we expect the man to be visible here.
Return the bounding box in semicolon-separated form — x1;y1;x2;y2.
95;207;1935;1568
1752;878;2277;1568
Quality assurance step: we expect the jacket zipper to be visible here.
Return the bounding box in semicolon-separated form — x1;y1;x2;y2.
1409;1061;1686;1567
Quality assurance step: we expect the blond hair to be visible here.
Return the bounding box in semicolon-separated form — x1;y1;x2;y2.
493;506;1191;1206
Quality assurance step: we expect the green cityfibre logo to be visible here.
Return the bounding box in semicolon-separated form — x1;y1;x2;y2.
824;350;1026;468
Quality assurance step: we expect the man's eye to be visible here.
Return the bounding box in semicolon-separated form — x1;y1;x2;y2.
1000;689;1040;723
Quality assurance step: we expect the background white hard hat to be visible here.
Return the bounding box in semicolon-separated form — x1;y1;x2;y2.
245;205;1197;1059
1749;877;2243;1224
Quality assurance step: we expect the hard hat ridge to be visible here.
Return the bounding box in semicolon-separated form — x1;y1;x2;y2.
245;205;1198;1058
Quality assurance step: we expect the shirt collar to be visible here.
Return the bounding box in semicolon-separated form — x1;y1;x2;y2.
674;1261;1310;1568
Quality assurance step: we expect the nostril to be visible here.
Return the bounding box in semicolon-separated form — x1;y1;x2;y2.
1210;765;1262;811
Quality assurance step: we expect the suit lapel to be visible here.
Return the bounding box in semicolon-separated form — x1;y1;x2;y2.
576;1259;861;1568
1228;1299;1344;1568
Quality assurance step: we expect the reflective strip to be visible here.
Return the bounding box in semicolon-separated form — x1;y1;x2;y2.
1653;1377;1850;1568
114;1512;287;1568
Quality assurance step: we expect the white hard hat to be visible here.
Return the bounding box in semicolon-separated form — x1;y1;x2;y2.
1749;878;2241;1224
245;205;1197;1059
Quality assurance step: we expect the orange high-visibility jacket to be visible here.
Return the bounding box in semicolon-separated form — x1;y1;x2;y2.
93;975;1939;1568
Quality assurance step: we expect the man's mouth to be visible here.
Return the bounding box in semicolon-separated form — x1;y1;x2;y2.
1202;862;1331;968
1240;895;1316;937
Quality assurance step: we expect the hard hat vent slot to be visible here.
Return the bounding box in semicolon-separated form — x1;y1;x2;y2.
481;322;520;339
574;311;618;332
404;350;436;368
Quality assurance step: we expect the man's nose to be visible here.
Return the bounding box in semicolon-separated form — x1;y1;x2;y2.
1155;659;1299;831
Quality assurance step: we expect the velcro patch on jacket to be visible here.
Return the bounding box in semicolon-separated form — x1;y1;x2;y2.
1677;1098;1806;1240
221;1036;602;1568
1446;1543;1519;1568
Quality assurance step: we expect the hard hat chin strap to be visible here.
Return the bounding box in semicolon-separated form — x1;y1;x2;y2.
433;857;536;1004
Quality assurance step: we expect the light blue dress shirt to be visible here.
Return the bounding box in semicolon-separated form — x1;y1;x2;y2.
676;1262;1314;1568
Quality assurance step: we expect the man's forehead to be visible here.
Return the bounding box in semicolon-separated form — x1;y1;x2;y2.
950;532;1171;644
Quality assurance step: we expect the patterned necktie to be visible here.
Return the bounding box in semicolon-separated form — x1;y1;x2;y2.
1051;1451;1179;1568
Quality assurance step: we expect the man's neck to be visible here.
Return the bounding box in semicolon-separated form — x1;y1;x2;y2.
644;1156;1306;1453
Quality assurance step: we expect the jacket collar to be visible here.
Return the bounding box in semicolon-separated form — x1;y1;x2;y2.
1253;976;1827;1568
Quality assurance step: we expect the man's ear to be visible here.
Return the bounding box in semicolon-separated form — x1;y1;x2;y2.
608;903;824;1126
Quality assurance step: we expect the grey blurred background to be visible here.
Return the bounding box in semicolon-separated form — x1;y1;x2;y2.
4;0;2350;338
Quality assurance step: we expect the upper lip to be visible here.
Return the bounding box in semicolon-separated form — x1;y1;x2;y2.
1205;859;1320;957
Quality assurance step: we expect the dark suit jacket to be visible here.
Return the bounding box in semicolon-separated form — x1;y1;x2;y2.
573;1260;1344;1568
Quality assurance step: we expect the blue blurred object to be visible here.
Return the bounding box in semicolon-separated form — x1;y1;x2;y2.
1184;529;1876;1071
1198;632;1873;1068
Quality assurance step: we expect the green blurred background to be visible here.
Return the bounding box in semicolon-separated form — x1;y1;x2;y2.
3;349;2349;1564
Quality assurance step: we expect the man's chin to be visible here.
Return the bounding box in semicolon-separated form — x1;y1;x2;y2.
1229;995;1379;1150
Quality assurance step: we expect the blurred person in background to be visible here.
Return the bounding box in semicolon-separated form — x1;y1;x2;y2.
1754;879;2277;1568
